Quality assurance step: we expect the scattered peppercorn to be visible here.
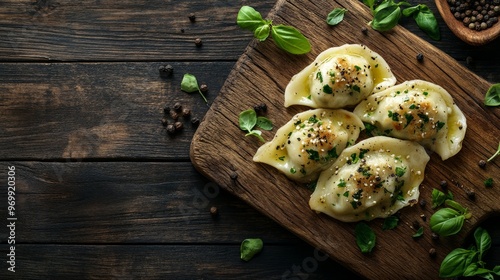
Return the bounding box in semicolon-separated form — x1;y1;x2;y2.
200;83;209;93
478;159;487;169
466;189;476;200
431;232;440;241
429;248;437;258
420;214;427;222
173;102;182;112
161;117;169;126
182;108;191;117
166;124;176;134
361;26;368;35
419;199;427;208
195;38;203;47
440;180;448;190
254;103;267;113
170;110;179;121
174;121;184;131
159;64;174;77
191;117;200;127
466;56;474;66
163;106;170;114
188;13;196;22
416;53;424;62
230;171;238;180
412;220;421;230
210;206;219;218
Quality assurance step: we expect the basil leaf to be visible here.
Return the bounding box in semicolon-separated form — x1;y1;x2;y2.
474;227;492;261
326;8;347;26
270;25;311;54
439;248;477;278
412;226;424;238
413;5;440;40
239;109;257;132
445;199;466;214
402;5;420;17
492;265;500;275
181;73;200;93
431;188;447;208
371;5;402;32
363;0;376;11
463;263;494;278
382;215;399;230
485;83;500;107
355;222;376;253
240;238;263;261
254;24;271;41
430;208;465;236
237;6;266;31
256;116;273;131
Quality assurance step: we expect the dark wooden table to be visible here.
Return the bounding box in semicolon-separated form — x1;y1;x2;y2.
0;0;499;279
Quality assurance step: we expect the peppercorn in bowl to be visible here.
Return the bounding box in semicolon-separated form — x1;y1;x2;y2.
435;0;500;45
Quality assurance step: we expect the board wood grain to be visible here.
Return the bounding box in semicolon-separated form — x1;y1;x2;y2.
190;0;500;279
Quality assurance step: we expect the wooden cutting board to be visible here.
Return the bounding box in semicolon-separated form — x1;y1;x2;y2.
190;0;499;278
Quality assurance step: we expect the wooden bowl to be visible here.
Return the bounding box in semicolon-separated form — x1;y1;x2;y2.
435;0;500;45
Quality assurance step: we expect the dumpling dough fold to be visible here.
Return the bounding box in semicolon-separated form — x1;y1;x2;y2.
253;109;364;183
309;136;429;222
284;44;396;109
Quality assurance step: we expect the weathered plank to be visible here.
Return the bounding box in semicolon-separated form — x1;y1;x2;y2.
0;0;274;61
1;244;362;279
0;62;232;160
190;0;500;279
0;161;297;244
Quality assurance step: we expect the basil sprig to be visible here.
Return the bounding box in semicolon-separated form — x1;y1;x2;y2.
363;0;440;40
431;188;453;209
238;108;273;142
355;222;376;253
237;6;311;54
326;8;347;26
430;199;471;236
440;227;500;278
485;83;500;107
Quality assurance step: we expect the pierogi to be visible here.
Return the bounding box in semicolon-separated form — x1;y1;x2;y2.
253;109;364;183
284;44;396;109
309;136;429;222
353;80;467;160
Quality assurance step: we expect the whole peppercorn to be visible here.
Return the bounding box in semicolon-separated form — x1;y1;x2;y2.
429;248;437;258
416;53;424;62
199;84;209;93
466;189;476;200
412;220;421;230
163;106;170;115
431;232;440;241
188;13;196;22
191;117;200;127
182;108;191;117
174;121;184;131
361;26;368;35
440;180;448;190
419;199;427;208
161;117;169;126
254;103;268;113
170;110;179;121
166;124;176;135
479;159;487;168
159;64;174;77
194;38;203;47
173;102;182;112
210;206;219;218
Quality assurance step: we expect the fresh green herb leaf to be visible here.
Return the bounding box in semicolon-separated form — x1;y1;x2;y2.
355;222;376;253
412;226;424;238
475;227;492;262
382;215;399;230
484;83;500;106
395;166;406;177
439;248;478;278
236;6;267;31
403;4;440;40
240;238;263;261
270;24;311;55
323;84;333;94
181;73;208;103
256;116;273;130
245;130;265;142
371;4;402;32
484;177;494;188
326;8;347;26
253;24;271;41
445;199;466;213
237;6;310;55
431;188;452;209
363;0;376;11
239;109;257;132
487;141;500;162
337;178;346;187
290;167;296;174
430;207;466;236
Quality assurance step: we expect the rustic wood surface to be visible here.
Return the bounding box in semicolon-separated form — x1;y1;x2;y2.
0;0;499;279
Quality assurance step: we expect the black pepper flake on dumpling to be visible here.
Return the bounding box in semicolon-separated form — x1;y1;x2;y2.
284;44;396;109
253;109;364;183
309;136;429;222
353;80;467;160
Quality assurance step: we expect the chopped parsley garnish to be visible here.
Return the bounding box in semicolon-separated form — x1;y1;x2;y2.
388;111;400;122
352;85;361;93
354;65;362;71
278;156;285;161
338;179;346;187
436;121;445;130
418;113;429;123
359;148;369;159
395;166;406;177
306;149;320;161
343;191;350;197
316;71;323;83
423;91;429;96
409;104;417;109
323;84;333;94
404;113;414;128
290;167;296;174
327;147;338;159
293;120;302;126
308;115;319;123
351;153;359;164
